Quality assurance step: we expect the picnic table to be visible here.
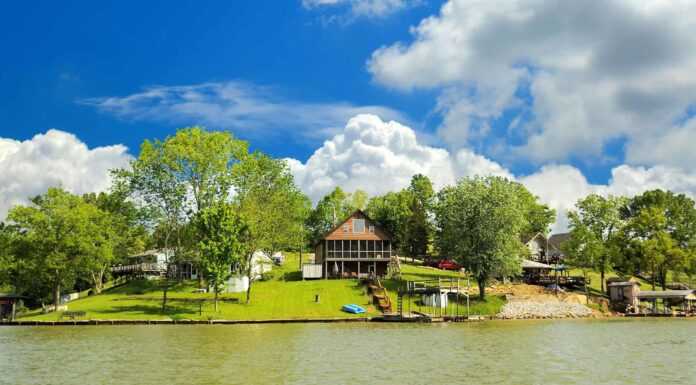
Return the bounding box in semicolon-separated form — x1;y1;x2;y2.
59;311;86;320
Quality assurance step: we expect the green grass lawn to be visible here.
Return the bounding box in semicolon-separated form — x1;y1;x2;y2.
21;252;380;321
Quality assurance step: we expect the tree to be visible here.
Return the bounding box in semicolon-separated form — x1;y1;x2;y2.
0;223;15;291
234;153;311;303
164;126;248;213
562;214;604;302
435;176;528;300
347;190;369;211
193;202;248;311
409;174;434;209
565;194;627;292
403;194;430;260
307;187;350;242
82;190;150;292
365;190;411;252
514;184;556;235
619;190;696;290
7;187;111;309
114;139;188;312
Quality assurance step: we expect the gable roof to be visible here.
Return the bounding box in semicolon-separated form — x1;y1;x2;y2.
317;209;394;243
548;233;572;250
521;259;552;269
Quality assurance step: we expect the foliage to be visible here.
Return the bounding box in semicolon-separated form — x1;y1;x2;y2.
307;187;350;242
434;176;528;299
193;202;248;311
7;187;112;308
564;194;626;292
234;152;311;303
347;189;369;211
513;184;556;235
618;190;696;289
365;174;435;257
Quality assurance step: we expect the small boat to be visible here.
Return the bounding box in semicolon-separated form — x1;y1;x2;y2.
341;304;366;314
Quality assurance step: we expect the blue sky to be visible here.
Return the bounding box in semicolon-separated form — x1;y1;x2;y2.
2;0;696;230
0;1;440;161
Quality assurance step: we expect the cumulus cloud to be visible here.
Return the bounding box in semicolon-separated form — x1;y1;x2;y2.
302;0;415;20
368;0;696;167
82;80;406;141
0;130;132;220
288;114;696;232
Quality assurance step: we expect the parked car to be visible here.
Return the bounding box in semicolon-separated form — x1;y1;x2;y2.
423;258;462;271
436;259;461;270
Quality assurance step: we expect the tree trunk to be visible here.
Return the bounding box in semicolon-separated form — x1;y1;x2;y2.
214;289;219;312
600;269;605;293
584;272;589;305
162;282;168;312
53;281;61;311
477;279;486;301
245;270;252;304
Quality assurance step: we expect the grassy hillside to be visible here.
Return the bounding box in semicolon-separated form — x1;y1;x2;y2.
21;253;380;321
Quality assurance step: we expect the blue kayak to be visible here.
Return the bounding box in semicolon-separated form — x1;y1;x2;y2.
341;304;366;314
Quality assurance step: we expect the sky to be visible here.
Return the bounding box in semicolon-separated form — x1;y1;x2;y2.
2;0;696;232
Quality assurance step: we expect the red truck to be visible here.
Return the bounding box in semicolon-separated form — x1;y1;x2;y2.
423;258;462;271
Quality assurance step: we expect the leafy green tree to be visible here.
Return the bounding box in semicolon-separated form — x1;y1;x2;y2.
619;190;696;290
409;174;434;209
347;190;369;211
365;190;411;251
114;138;188;312
82;190;150;289
307;187;350;242
0;223;15;291
435;176;527;300
562;215;604;301
403;194;430;260
164;126;248;212
565;194;627;292
514;184;556;235
7;187;111;309
234;153;311;303
193;202;248;311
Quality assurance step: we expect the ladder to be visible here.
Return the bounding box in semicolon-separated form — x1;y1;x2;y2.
396;294;403;316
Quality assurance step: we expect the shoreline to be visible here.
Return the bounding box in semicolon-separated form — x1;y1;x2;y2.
4;314;693;326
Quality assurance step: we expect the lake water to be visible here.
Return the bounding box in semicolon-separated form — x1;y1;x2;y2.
1;319;695;384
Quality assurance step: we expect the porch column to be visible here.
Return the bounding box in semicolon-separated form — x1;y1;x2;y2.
358;261;361;275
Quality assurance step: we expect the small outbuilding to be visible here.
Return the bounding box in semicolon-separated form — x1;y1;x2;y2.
607;278;641;310
0;293;28;321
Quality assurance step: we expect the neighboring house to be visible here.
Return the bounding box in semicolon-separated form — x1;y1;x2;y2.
312;210;394;279
521;233;557;262
111;249;199;280
548;232;572;258
245;250;275;280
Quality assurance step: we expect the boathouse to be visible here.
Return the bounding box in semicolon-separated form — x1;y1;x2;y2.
312;210;394;279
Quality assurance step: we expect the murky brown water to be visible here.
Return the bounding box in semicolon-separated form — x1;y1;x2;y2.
1;318;695;384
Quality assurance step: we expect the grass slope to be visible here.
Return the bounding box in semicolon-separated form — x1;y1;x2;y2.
22;253;379;321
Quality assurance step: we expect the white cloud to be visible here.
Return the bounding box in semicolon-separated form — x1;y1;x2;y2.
368;0;696;166
82;80;407;141
0;130;132;220
289;114;696;233
302;0;414;20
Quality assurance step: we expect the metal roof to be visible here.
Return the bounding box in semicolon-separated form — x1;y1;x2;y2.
636;290;696;300
521;259;552;269
608;282;640;287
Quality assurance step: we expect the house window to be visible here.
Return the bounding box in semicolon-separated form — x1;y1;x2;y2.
353;219;365;234
343;225;349;233
368;226;375;234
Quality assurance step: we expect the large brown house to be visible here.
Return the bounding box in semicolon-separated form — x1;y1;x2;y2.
314;210;394;279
